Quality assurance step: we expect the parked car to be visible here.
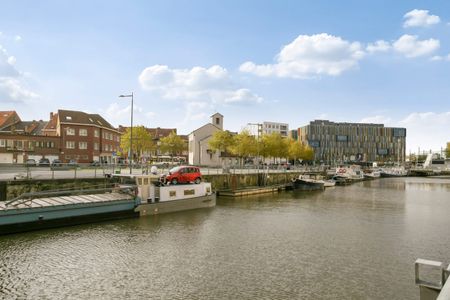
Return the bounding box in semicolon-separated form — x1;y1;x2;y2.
51;159;62;167
90;161;101;167
160;166;202;185
68;159;79;167
25;159;36;166
38;158;50;167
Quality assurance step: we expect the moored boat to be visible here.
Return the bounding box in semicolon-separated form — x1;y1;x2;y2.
292;175;325;191
380;167;408;177
0;186;140;235
364;170;381;179
114;174;216;216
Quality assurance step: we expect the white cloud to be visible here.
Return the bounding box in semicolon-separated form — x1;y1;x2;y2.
239;33;365;78
0;78;38;102
431;55;443;61
139;64;262;105
403;9;440;28
14;35;22;42
104;102;155;127
360;115;392;124
366;40;391;53
399;112;450;152
0;44;38;103
7;56;16;65
393;34;439;58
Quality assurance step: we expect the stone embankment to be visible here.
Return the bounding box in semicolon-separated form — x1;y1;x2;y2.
0;172;303;201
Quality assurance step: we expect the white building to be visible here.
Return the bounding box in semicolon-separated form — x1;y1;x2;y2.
262;121;289;137
188;113;224;166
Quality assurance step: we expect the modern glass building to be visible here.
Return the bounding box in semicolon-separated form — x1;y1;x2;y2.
297;120;406;164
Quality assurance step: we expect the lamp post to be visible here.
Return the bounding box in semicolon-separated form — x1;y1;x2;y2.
119;93;134;174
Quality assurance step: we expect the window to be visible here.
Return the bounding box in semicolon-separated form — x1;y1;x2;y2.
66;116;72;121
215;117;220;125
0;139;5;147
79;129;88;136
66;141;75;149
67;128;75;135
15;141;23;150
94;143;99;150
336;135;348;142
94;130;99;138
79;142;88;150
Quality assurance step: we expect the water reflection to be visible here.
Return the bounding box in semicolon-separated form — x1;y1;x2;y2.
1;177;449;299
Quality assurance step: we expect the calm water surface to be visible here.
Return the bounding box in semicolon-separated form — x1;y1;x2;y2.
1;177;450;299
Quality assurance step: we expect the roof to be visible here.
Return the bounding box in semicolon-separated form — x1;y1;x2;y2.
0;120;48;135
0;111;20;128
190;122;222;135
55;110;117;131
210;112;223;117
43;113;58;131
118;126;178;139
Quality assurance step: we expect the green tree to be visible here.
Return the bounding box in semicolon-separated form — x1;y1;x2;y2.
229;130;257;165
208;130;235;156
159;131;187;160
120;126;155;161
446;142;450;157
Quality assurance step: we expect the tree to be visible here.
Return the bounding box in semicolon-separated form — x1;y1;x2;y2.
208;130;235;156
260;132;285;162
120;126;155;162
287;139;303;164
229;130;257;165
446;142;450;158
302;144;315;161
159;131;187;160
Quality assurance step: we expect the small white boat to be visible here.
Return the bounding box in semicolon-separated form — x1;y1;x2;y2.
364;170;381;179
323;180;336;187
334;165;364;181
380;167;408;177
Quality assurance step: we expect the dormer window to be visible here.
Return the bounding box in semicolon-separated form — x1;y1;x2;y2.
66;116;72;121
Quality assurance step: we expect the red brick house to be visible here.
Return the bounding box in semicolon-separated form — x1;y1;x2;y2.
43;110;121;163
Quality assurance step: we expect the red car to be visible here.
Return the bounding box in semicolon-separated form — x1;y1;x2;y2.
161;166;202;185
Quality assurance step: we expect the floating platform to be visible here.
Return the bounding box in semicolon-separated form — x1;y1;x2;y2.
218;185;289;197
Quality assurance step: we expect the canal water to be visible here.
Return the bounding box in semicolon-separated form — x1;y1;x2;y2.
1;177;450;299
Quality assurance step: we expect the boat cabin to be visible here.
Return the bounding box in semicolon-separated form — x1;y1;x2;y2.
113;174;213;203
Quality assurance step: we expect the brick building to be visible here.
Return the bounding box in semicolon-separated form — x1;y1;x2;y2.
0;110;120;164
0;112;60;163
44;110;121;164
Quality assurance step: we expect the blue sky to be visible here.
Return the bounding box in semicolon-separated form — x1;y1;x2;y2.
1;0;449;153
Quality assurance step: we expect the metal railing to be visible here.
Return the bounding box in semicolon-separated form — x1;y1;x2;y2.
0;163;327;181
415;259;450;300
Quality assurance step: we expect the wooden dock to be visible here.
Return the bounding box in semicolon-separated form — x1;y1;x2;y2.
218;184;291;197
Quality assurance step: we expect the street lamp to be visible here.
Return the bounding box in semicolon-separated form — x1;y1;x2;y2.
119;92;133;174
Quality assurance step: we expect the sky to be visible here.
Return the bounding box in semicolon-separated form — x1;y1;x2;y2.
0;0;449;153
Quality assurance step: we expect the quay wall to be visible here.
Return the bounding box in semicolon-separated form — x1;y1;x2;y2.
0;172;302;201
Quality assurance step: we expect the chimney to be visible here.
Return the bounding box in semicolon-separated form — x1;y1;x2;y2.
50;112;54;120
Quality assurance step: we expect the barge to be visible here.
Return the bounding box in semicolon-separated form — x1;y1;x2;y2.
0;174;216;235
0;186;140;235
